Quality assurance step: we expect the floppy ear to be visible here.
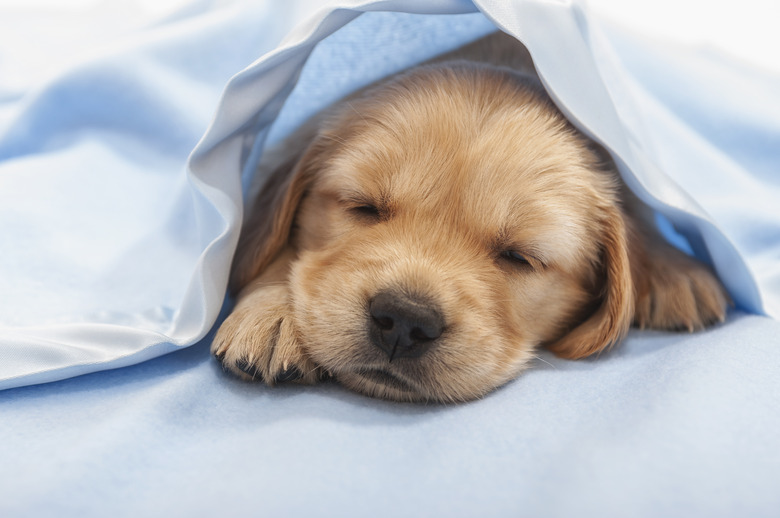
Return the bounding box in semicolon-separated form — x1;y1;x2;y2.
547;206;638;360
228;141;323;294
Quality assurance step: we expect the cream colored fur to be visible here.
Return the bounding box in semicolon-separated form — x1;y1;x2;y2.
212;32;729;402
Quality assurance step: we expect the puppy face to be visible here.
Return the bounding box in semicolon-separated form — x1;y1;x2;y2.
250;64;633;402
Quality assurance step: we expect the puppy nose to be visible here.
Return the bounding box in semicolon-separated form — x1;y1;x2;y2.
369;290;444;361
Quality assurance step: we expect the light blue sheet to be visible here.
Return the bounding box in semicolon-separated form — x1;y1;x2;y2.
2;312;779;517
1;1;779;516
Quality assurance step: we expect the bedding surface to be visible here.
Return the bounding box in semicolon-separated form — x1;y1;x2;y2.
1;1;779;516
2;311;779;517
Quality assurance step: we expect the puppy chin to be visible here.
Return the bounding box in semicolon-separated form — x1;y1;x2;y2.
336;369;429;403
322;349;528;403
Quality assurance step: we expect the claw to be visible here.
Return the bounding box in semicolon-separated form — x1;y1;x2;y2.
235;358;264;381
274;366;303;383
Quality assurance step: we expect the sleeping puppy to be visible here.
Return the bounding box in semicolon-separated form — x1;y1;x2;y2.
212;31;729;403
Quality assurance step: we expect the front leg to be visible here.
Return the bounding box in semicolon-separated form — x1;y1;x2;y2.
212;248;320;385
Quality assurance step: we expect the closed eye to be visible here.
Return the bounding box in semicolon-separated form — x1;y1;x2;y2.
498;249;544;271
351;204;380;218
500;250;530;266
347;201;384;223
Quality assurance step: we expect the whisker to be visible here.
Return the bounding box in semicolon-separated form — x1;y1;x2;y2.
532;354;557;370
319;133;349;146
346;101;370;126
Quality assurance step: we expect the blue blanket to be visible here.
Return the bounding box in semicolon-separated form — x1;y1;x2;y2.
1;1;779;516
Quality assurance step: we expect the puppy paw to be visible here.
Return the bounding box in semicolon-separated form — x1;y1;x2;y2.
634;247;730;332
211;286;320;385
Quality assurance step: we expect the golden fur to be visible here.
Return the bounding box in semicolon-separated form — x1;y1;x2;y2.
211;32;729;403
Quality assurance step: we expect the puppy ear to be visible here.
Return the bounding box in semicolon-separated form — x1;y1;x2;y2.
228;142;322;294
547;206;637;360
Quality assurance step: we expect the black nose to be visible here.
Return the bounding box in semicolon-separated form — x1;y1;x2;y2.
368;290;444;361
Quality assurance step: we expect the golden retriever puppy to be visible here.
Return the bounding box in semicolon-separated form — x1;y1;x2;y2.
212;31;729;403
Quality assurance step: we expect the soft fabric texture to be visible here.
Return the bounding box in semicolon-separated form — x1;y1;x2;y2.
2;0;778;390
2;312;779;517
1;1;779;516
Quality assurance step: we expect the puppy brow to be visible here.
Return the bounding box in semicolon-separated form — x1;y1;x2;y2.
336;182;393;207
338;189;379;207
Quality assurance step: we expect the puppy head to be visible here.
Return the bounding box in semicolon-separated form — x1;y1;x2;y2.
234;62;634;402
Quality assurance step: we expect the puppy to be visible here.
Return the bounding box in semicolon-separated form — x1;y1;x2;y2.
212;31;729;403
